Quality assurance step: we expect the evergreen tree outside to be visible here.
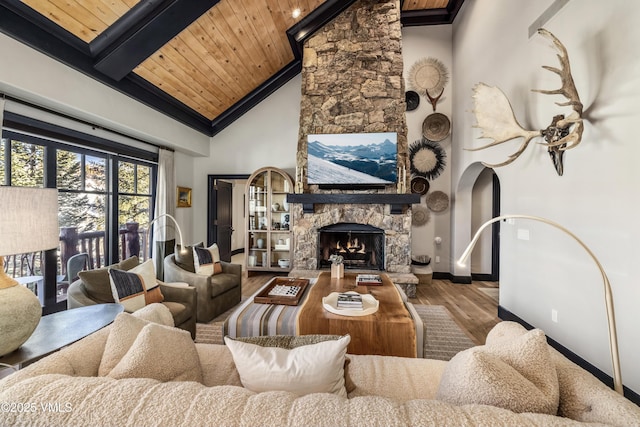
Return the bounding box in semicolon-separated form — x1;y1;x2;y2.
11;140;44;187
118;160;152;259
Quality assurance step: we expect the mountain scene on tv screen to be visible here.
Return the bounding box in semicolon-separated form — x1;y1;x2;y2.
307;134;397;184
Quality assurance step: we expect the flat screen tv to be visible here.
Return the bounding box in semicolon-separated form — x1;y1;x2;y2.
307;132;397;188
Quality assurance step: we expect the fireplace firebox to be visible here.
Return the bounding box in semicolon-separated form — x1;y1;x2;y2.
318;223;385;270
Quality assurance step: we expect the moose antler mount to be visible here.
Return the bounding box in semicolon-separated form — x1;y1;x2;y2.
467;29;584;176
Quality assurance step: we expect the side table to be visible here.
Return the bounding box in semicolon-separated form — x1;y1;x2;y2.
0;303;124;370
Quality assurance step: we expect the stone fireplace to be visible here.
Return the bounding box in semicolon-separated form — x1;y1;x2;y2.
288;198;414;273
288;0;415;275
318;223;385;270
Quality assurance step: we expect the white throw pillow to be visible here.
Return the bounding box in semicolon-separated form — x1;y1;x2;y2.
224;334;350;397
193;243;222;276
109;259;163;313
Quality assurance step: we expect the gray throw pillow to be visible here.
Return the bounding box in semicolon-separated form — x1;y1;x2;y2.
78;256;139;303
174;242;203;273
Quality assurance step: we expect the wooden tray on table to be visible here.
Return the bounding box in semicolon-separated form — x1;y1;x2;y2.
253;277;310;306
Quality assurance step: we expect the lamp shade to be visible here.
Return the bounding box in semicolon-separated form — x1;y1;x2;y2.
0;186;58;356
0;187;59;256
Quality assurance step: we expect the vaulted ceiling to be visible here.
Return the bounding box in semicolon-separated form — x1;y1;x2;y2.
0;0;464;136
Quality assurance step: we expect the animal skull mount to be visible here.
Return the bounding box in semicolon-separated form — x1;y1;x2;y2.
467;29;584;176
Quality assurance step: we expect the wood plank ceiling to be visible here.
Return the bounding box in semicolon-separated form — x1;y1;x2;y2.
0;0;464;136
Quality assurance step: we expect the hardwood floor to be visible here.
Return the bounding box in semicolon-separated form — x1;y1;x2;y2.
412;279;500;345
241;272;501;346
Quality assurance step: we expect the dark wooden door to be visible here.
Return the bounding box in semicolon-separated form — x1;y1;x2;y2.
209;179;233;262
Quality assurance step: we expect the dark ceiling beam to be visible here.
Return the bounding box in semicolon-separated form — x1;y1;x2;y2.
0;3;213;135
401;0;465;26
92;0;219;81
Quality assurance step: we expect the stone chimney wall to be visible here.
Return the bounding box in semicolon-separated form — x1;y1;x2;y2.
297;0;407;180
291;0;412;273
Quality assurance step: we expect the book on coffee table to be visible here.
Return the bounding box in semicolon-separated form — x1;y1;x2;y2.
337;293;363;309
356;274;383;286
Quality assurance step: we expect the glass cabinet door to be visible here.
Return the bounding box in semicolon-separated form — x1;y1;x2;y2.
245;167;293;272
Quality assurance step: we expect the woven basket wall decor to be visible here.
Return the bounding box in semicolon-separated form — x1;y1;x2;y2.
412;205;430;227
409;138;447;180
426;191;449;212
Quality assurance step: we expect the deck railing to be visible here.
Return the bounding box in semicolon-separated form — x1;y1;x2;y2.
3;222;149;278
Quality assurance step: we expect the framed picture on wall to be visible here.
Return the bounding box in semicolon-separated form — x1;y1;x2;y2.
177;186;192;208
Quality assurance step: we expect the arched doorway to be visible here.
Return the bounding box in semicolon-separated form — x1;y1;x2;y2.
451;163;500;282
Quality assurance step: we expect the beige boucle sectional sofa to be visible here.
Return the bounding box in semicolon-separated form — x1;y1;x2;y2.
0;304;639;427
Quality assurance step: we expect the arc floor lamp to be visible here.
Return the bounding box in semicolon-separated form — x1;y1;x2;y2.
457;214;623;395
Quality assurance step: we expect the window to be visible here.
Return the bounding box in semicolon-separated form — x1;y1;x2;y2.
118;160;153;261
1;122;157;313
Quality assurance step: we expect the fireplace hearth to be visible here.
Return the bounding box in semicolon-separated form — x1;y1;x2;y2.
318;223;384;270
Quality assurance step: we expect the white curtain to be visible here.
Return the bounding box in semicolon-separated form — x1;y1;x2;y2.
153;148;176;278
0;97;5;133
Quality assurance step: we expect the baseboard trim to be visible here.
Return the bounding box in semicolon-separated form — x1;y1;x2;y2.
471;273;494;281
231;248;244;256
432;271;451;281
498;306;639;405
450;274;471;284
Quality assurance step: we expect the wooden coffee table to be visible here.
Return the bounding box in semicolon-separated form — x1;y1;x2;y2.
297;272;417;357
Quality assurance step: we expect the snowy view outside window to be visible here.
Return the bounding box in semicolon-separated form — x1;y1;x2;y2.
307;132;397;185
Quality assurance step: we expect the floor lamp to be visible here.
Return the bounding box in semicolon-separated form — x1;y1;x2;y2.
146;213;187;255
457;214;623;395
0;187;59;357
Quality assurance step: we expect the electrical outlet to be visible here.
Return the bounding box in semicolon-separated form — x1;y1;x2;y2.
551;309;558;323
435;256;440;263
517;228;530;241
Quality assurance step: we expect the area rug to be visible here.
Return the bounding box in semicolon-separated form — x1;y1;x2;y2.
412;305;476;361
196;304;476;361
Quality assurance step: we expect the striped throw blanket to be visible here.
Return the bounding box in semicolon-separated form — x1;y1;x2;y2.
224;277;316;337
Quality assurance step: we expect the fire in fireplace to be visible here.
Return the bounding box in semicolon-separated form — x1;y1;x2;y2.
318;223;385;270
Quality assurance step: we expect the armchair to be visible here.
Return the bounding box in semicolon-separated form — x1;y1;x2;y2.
164;254;241;323
67;256;196;338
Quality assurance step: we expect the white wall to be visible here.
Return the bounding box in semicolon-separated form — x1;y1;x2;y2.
403;26;453;272
453;0;640;393
190;75;303;241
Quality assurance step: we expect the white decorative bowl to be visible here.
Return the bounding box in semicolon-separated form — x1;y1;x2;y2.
278;259;290;268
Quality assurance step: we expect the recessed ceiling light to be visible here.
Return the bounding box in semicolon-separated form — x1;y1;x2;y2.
292;8;301;19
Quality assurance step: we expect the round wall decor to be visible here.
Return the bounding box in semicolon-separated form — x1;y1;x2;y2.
405;91;420;111
409;138;447;180
408;57;449;96
410;176;430;195
426;191;449;212
412;205;430;227
422;113;451;141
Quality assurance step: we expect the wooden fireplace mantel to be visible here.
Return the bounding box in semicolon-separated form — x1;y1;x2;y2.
286;193;420;214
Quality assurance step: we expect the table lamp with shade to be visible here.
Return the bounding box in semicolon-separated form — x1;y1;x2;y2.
457;214;623;395
0;186;59;357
